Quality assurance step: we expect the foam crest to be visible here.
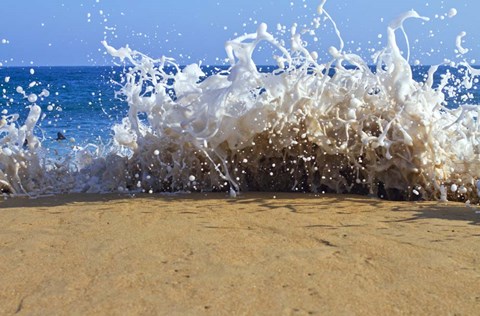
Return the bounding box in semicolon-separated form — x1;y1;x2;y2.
0;102;44;194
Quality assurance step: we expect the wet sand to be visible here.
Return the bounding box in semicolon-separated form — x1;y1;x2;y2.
0;193;479;315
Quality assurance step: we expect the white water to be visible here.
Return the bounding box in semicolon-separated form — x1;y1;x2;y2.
1;4;480;202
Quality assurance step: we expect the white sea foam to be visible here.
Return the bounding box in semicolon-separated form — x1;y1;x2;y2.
448;8;458;18
1;3;480;202
456;31;469;55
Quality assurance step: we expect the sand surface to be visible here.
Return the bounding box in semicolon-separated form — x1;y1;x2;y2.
0;193;479;315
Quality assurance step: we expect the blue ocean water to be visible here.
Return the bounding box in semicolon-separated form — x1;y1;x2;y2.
0;67;123;146
0;65;479;150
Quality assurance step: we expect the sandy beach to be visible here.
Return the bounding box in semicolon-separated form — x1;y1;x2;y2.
0;193;479;315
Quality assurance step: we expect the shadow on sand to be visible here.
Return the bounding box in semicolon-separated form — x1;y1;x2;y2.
0;192;478;225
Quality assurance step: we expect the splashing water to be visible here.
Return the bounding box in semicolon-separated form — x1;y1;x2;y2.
1;3;480;202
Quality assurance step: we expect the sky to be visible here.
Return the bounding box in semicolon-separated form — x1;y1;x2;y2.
0;0;479;66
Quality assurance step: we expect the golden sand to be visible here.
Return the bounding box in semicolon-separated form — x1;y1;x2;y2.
0;193;479;315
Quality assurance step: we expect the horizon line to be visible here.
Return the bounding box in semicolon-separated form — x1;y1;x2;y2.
1;64;478;68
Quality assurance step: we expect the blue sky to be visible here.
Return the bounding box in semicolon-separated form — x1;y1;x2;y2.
0;0;478;66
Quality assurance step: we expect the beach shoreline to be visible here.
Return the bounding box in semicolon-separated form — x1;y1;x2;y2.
1;192;479;314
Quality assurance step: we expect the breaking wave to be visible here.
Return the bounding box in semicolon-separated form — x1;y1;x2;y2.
1;4;480;203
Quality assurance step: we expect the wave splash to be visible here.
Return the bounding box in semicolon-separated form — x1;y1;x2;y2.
1;5;480;202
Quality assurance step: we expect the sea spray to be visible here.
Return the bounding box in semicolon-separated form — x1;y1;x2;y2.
98;7;480;201
1;3;480;202
0;93;44;194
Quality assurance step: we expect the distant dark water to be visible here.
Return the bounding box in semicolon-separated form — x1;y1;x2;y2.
0;65;478;149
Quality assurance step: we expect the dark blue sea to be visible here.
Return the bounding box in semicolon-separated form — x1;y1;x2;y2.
0;65;479;150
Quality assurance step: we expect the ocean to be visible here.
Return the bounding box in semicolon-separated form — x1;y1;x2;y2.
0;66;123;147
1;65;477;149
1;14;480;201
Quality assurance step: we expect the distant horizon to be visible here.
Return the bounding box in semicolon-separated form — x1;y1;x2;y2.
1;64;479;68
